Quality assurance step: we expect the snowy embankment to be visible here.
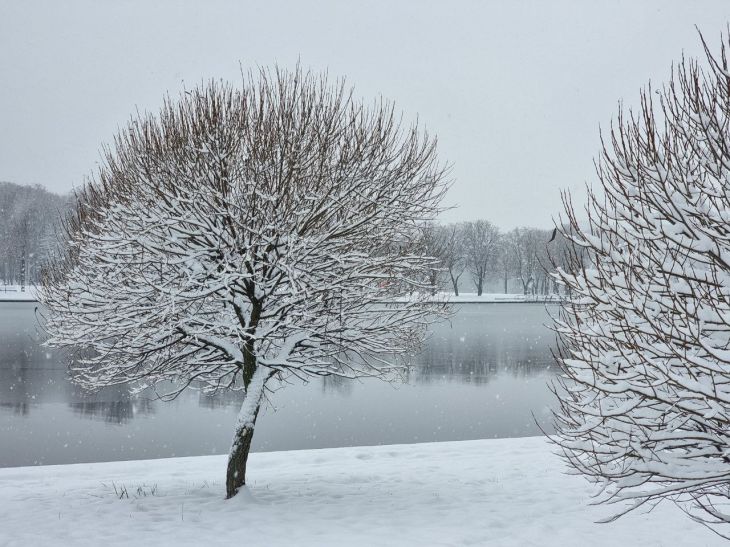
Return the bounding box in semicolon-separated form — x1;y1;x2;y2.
395;292;562;304
0;285;38;301
441;292;561;304
0;290;559;305
0;437;721;546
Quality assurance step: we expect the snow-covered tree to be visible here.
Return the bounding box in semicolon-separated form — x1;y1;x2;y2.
462;219;500;296
438;223;467;296
552;34;730;534
505;227;543;295
418;222;448;295
0;182;71;285
40;69;449;498
530;228;555;296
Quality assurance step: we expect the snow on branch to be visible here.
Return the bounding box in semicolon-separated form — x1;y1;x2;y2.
40;66;450;399
551;31;730;535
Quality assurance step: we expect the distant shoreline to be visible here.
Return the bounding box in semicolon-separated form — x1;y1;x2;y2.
1;288;566;306
394;292;563;305
0;286;38;303
0;299;562;305
1;294;564;305
447;300;560;304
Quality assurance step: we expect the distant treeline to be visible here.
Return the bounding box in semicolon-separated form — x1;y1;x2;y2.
0;181;569;294
0;181;74;285
422;221;572;296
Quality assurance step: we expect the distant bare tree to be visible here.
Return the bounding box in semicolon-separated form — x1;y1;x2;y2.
0;182;70;286
505;227;541;295
433;223;466;296
40;68;450;498
418;222;448;295
462;220;500;296
551;32;730;535
532;228;554;296
494;234;511;294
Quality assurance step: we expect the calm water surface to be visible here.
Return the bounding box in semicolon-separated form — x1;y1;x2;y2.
0;302;558;467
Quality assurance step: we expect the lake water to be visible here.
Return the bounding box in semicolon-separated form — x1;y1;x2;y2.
0;302;558;467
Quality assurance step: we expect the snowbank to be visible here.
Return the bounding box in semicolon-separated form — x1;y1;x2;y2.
0;285;38;301
0;437;721;546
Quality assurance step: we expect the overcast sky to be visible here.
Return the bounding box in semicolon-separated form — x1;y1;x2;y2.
3;1;730;229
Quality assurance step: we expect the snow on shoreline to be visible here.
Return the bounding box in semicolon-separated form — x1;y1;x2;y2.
432;292;561;304
394;292;562;304
0;291;562;304
0;285;38;301
0;437;721;546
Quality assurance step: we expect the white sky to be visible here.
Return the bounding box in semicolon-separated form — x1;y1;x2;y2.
2;0;730;229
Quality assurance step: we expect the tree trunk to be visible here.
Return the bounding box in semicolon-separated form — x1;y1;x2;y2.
430;271;438;296
450;271;460;296
226;365;268;499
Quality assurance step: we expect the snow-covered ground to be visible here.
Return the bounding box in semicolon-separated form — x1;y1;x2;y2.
0;437;721;546
0;285;38;301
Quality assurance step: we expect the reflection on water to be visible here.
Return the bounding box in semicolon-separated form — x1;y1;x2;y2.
0;303;558;467
69;399;156;424
0;402;29;416
197;390;241;410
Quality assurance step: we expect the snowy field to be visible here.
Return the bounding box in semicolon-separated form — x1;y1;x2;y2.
0;285;37;301
0;436;722;546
